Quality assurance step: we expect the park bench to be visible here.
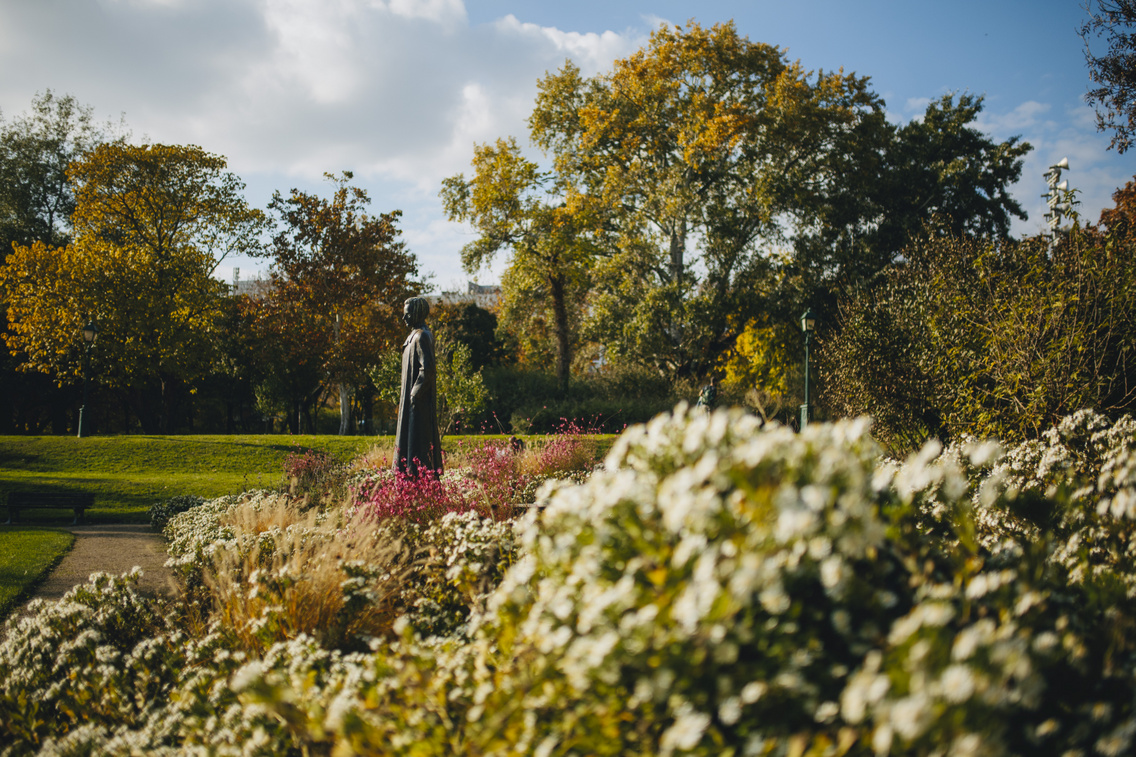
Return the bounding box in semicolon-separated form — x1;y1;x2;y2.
4;491;94;525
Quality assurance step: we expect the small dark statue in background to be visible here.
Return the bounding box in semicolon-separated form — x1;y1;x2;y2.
395;296;443;477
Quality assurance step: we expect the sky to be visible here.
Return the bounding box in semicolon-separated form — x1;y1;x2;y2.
0;0;1130;290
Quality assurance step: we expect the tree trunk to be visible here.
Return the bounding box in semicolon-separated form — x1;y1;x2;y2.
669;220;687;284
359;384;374;435
338;383;353;435
550;273;571;395
289;399;301;434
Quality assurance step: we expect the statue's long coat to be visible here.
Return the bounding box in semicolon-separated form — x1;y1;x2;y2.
395;326;443;477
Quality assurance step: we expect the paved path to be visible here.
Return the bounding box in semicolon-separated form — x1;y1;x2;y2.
28;523;180;603
3;524;180;641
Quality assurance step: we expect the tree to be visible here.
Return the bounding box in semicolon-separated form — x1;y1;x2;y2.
267;172;421;434
529;22;888;380
821;183;1136;449
430;301;506;371
441;138;594;393
0;143;267;432
436;341;489;434
0;92;125;433
1082;0;1136;153
0;90;123;253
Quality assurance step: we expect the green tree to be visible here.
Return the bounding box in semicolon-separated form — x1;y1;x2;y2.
430;302;506;371
441;138;594;393
267;172;421;434
529;21;888;380
822;183;1136;449
0;143;267;432
436;340;489;434
1082;0;1136;152
0;90;123;253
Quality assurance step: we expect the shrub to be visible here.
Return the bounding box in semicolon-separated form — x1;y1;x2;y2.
148;494;205;530
242;406;1136;755
0;570;180;751
14;408;1136;755
353;468;479;523
823;215;1136;450
282;447;349;507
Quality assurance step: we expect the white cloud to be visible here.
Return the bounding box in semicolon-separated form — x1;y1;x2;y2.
976;100;1052;134
494;14;640;73
0;0;645;280
384;0;466;25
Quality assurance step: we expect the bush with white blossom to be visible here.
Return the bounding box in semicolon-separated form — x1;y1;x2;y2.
4;406;1136;755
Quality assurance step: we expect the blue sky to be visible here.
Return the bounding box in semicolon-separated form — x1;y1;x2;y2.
0;0;1129;289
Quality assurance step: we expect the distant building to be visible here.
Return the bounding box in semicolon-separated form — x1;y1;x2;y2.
427;281;501;310
230;268;272;298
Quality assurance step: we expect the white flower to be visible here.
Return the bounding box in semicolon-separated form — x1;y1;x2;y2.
890;693;932;739
940;664;976;703
660;710;710;752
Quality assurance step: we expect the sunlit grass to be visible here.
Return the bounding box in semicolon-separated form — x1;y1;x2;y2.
0;434;618;523
0;527;75;619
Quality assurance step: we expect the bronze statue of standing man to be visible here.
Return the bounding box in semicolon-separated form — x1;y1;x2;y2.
395;296;443;477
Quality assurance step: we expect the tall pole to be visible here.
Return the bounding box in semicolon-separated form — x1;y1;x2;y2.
77;322;97;438
77;341;91;438
800;308;815;429
802;330;811;427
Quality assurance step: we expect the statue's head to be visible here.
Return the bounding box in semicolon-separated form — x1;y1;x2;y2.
402;296;430;328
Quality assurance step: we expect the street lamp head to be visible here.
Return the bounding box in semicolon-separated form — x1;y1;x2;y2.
82;322;98;344
801;308;816;333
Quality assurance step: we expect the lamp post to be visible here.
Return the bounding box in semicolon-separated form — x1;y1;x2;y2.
800;308;816;429
77;321;98;438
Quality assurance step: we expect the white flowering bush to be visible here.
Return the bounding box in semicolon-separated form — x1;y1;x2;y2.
0;570;181;754
7;406;1136;755
148;494;206;530
242;406;1136;755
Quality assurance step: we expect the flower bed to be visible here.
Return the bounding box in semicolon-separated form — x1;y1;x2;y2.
3;407;1136;755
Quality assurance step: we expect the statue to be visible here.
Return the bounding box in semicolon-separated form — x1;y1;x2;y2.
695;376;717;413
395;296;443;477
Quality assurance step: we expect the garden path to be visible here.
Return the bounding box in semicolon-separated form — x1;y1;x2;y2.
30;524;179;603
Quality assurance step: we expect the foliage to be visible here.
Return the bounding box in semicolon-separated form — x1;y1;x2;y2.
822;207;1136;450
264;171;422;435
480;363;677;434
222;409;1136;755
280;447;348;507
11;412;1136;754
529;21;890;379
353;468;477;523
0;570;180;751
441;138;594;392
1082;0;1136;153
430;301;507;371
0;90;122;253
0;143;267;433
147;494;205;530
437;340;490;434
0;527;74;620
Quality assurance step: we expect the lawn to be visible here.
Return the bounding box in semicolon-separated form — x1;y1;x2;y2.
0;527;75;619
0;435;390;524
0;433;619;524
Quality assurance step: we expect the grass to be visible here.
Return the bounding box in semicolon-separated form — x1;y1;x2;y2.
0;527;75;619
0;435;385;524
0;433;621;524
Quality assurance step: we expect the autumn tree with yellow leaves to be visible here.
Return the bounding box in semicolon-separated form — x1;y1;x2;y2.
441;138;596;393
0;143;267;432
